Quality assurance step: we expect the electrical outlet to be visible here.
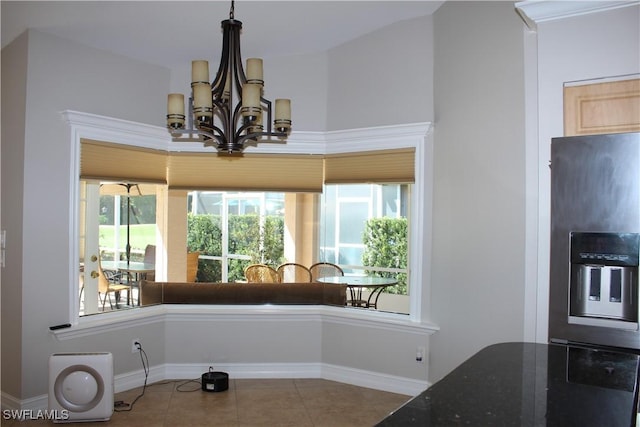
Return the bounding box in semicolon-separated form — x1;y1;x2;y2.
132;338;141;353
416;346;425;363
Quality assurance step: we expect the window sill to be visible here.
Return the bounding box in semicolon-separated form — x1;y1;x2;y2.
52;304;439;340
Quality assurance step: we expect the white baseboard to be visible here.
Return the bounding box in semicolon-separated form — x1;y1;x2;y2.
321;363;429;396
2;362;428;412
1;390;49;413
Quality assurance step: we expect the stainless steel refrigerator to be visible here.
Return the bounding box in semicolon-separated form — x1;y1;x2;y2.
549;132;640;352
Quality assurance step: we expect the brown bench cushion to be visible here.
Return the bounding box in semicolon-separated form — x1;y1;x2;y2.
140;280;347;306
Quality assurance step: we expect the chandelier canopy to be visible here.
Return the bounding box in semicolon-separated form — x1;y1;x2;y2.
166;1;292;153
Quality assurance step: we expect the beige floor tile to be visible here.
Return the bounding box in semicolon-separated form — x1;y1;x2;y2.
235;378;296;389
6;379;409;426
103;410;167;426
116;391;173;414
306;406;384;427
164;406;239;427
296;386;368;410
237;406;314;427
236;388;304;411
293;378;346;388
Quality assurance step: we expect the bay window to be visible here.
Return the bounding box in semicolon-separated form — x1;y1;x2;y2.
71;112;430;321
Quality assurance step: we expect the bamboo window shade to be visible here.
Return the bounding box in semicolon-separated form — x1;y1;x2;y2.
323;148;415;183
80;139;167;183
81;141;413;190
167;152;324;192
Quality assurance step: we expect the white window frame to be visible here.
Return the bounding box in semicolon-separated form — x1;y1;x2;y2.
323;124;433;322
321;183;411;298
65;110;433;325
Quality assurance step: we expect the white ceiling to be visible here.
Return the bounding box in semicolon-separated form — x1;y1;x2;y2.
1;1;445;70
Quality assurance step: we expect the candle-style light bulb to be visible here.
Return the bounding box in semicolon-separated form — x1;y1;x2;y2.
167;93;185;129
246;58;263;85
274;99;292;132
241;83;262;118
191;60;209;84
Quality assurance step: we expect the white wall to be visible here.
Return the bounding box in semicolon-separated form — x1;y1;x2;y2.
429;1;527;382
327;14;434;131
1;29;172;399
0;30;28;400
321;320;429;380
533;4;640;344
164;317;323;364
264;53;329;132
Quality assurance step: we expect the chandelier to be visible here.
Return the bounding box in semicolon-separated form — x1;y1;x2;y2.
166;1;292;153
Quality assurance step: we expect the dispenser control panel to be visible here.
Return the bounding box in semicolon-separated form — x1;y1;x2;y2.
571;232;640;267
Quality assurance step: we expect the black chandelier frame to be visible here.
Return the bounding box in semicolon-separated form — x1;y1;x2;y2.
168;1;291;153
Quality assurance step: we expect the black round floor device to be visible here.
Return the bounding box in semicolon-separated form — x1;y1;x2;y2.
201;368;229;392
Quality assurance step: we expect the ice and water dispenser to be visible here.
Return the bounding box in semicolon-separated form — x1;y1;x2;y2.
569;232;639;329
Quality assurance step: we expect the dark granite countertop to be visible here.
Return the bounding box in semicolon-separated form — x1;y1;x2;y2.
377;342;640;427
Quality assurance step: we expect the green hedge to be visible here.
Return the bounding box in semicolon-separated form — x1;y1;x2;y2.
188;214;408;295
187;213;284;282
362;217;408;295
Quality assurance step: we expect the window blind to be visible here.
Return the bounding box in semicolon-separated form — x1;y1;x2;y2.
167;152;324;192
323;148;415;183
80;139;167;183
81;141;413;190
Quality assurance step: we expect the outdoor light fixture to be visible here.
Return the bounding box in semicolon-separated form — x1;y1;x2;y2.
166;0;292;153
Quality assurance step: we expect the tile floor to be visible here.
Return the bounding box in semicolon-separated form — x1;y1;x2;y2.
3;378;410;426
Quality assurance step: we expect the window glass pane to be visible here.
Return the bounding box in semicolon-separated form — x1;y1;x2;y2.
339;184;370;197
339;202;368;244
99;193;157;262
188;191;285;282
80;182;157;316
319;183;410;315
199;258;223;282
265;193;284;215
337;246;364;269
189;192;222;215
381;185;400;216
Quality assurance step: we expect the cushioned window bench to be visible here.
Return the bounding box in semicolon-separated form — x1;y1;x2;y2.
140;280;347;306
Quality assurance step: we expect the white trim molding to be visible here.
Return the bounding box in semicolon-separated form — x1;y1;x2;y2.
62;110;431;155
324;122;433;154
515;0;639;30
52;304;439;342
62;110;169;151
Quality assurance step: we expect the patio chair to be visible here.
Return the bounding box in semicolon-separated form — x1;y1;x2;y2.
244;264;280;283
98;259;131;310
309;262;344;282
277;262;312;282
143;244;156;281
187;251;200;282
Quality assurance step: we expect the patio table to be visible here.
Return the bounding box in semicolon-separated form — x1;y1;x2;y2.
317;275;397;309
101;260;155;306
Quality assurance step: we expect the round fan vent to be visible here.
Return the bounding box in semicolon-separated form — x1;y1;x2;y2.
49;353;113;423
